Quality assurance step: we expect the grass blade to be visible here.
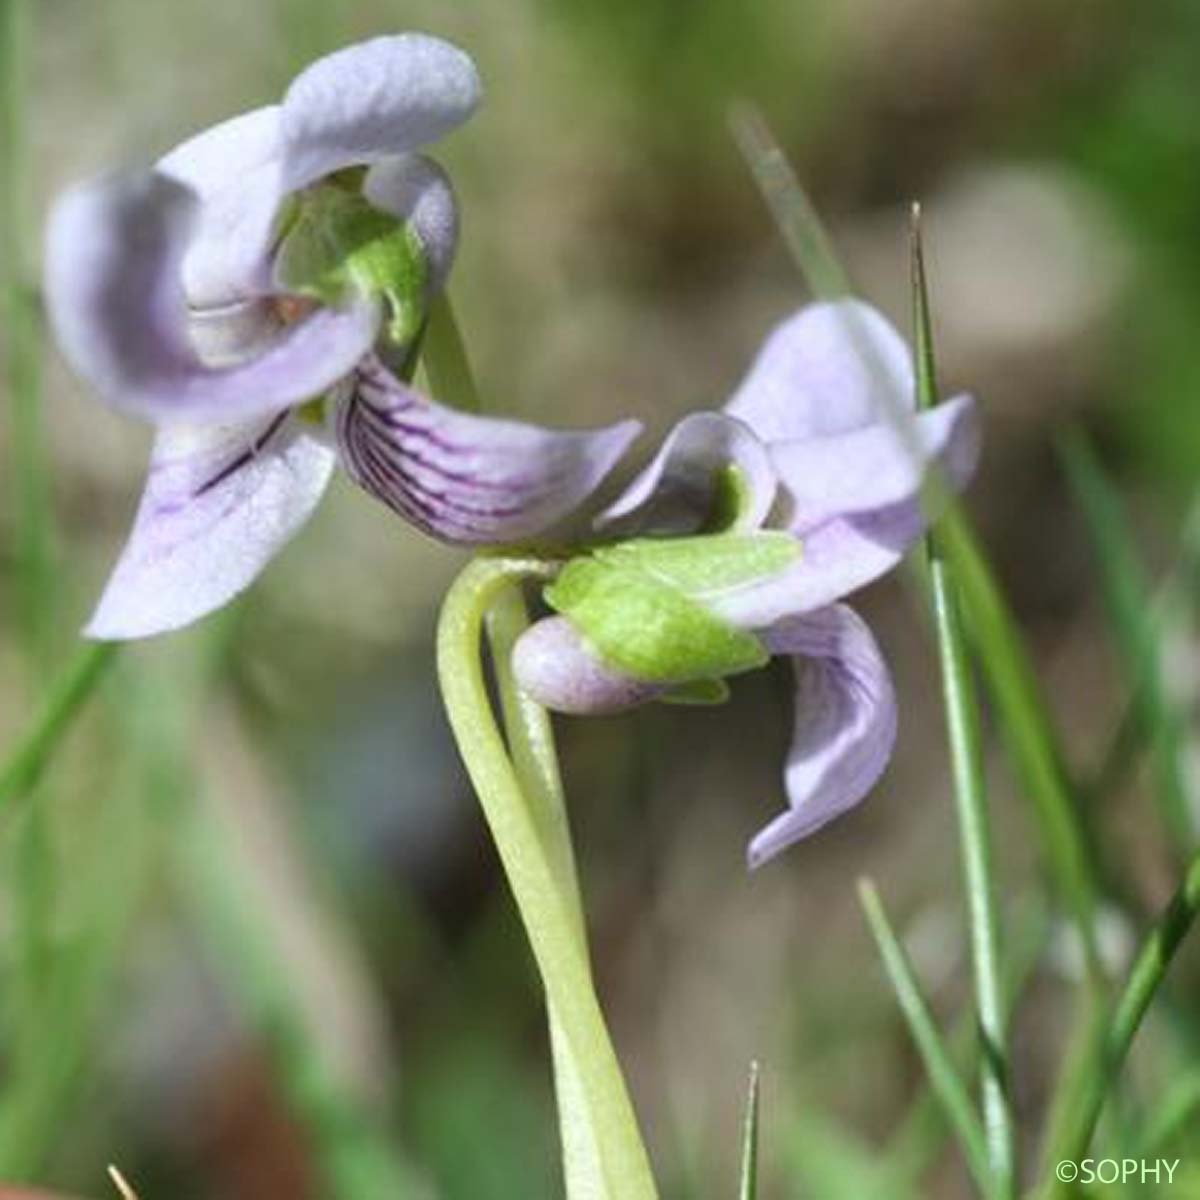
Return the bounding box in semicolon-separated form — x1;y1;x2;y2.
0;642;119;815
913;208;1015;1197
2;0;56;662
738;1061;761;1200
1059;430;1196;849
1046;847;1200;1179
857;878;995;1198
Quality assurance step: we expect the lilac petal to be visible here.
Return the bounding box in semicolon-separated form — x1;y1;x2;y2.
364;154;459;294
707;398;980;627
724;300;914;442
280;34;481;193
45;171;380;424
157;106;284;306
335;357;641;544
86;415;335;639
747;605;897;867
596;412;777;536
513;617;662;714
771;393;979;530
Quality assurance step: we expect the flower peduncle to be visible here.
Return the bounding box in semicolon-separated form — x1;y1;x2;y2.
437;556;659;1200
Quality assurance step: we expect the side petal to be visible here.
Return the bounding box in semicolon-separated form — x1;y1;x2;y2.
157;106;285;305
86;416;334;639
363;154;459;294
280;34;481;193
747;605;897;867
596;411;777;536
45;171;380;424
724;300;914;442
707;398;981;628
771;393;979;530
335;357;641;544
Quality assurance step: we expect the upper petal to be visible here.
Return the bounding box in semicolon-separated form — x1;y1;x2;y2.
335;357;641;544
596;411;777;536
747;604;897;867
46;171;380;424
158;106;285;305
86;415;335;639
724;300;914;442
280;34;481;193
770;393;979;531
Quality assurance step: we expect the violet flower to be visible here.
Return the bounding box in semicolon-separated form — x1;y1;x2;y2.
513;300;980;867
46;34;638;639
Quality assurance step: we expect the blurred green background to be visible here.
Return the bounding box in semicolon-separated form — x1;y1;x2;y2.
4;0;1200;1196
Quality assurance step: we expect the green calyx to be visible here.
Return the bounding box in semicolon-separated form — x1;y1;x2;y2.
543;531;800;690
275;180;429;347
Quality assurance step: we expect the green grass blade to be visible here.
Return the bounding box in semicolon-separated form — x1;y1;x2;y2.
0;642;119;816
1046;847;1200;1180
1059;430;1196;849
731;106;1101;977
913;210;1015;1197
738;1061;761;1200
857;879;996;1199
1139;1070;1200;1155
2;0;56;663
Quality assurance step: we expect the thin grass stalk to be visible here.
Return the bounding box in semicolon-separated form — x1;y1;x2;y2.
0;643;119;816
1045;848;1200;1184
857;878;996;1199
912;209;1015;1197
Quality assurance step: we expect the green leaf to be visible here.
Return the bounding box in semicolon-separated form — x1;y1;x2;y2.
545;556;768;685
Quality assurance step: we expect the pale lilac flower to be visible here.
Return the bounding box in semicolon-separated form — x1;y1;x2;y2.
46;35;638;639
514;300;980;866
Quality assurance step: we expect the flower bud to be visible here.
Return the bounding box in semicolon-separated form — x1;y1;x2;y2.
513;617;662;714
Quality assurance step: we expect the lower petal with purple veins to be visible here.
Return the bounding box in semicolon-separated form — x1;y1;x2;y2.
747;604;898;867
86;415;335;639
335;356;642;544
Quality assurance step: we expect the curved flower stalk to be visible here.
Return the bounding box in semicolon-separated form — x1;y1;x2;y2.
45;34;639;640
514;300;981;866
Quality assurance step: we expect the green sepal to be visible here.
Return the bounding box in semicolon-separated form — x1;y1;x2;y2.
594;531;798;599
546;556;768;685
660;678;731;706
275;183;429;346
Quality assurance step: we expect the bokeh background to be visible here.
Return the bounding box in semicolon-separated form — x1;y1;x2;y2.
4;0;1200;1196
